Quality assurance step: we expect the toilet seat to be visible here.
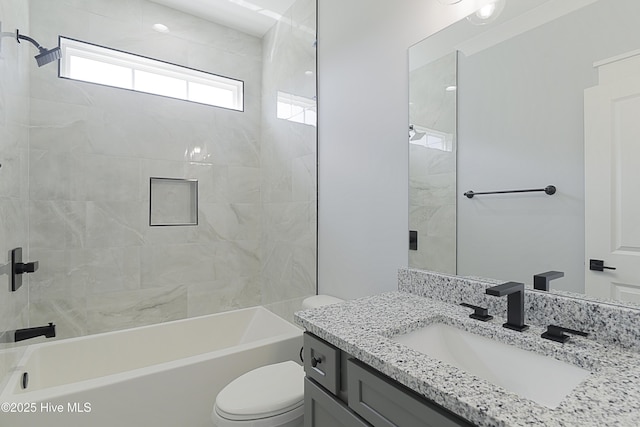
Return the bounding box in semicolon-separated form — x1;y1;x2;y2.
214;361;304;423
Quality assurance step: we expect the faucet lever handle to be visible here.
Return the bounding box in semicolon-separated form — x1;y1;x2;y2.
16;261;39;274
541;325;589;343
533;271;564;291
460;303;493;322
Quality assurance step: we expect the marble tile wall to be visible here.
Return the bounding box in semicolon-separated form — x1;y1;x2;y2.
0;0;31;384
408;52;456;274
25;0;266;338
260;0;317;310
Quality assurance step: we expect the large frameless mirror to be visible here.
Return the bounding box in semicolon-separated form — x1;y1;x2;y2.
408;0;640;306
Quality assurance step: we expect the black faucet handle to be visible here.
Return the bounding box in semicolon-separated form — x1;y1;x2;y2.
460;303;493;322
541;325;588;343
533;271;564;291
16;261;39;274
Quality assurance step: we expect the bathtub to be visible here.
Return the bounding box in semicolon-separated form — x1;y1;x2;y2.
0;306;302;427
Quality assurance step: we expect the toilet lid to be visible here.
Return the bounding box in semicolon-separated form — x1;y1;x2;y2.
215;361;305;421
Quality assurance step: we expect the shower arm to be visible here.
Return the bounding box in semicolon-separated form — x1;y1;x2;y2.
16;29;46;52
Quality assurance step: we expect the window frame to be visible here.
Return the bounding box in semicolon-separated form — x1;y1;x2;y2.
58;36;244;112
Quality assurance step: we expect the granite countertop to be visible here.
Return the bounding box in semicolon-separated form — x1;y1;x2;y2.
294;292;640;427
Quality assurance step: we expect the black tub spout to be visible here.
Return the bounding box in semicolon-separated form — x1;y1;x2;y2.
15;323;56;342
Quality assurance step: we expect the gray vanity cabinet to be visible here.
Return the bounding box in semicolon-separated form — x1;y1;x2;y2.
303;332;476;427
304;378;371;427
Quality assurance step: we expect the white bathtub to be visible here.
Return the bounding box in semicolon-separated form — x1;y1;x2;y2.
0;306;302;427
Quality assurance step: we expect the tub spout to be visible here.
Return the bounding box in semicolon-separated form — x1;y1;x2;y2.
15;323;56;342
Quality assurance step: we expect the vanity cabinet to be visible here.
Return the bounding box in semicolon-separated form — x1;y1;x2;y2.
304;378;371;427
303;332;476;427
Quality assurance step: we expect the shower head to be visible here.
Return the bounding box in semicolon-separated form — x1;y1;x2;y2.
409;124;426;141
34;46;62;66
15;29;61;67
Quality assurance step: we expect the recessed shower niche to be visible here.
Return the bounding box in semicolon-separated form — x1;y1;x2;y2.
149;178;198;226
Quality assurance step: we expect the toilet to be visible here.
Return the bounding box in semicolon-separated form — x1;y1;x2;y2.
211;295;344;427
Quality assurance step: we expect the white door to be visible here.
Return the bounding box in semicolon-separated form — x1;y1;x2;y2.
584;59;640;302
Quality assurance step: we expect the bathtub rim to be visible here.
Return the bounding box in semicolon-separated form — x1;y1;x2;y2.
0;306;302;403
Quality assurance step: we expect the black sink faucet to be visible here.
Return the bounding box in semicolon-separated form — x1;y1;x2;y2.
14;323;56;342
533;271;564;291
485;282;529;332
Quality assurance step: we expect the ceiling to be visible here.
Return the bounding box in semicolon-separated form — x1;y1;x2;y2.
148;0;299;37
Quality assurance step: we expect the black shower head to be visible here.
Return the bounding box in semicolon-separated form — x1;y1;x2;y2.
16;29;61;67
35;46;62;67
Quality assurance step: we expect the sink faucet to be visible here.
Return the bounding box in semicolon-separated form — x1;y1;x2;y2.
533;271;564;291
14;323;56;342
485;282;529;331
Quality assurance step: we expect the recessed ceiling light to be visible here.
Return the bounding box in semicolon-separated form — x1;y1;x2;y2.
467;0;506;25
446;85;457;92
152;23;170;33
305;70;314;76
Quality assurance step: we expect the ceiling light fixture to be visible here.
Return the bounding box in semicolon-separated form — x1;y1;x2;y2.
467;0;506;25
152;23;170;33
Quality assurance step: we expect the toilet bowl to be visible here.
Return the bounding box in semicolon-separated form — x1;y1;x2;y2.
211;295;343;427
211;361;305;427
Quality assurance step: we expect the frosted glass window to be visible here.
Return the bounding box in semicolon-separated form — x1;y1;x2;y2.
69;56;132;88
134;70;187;98
409;125;453;152
277;91;317;126
59;37;244;111
188;81;235;109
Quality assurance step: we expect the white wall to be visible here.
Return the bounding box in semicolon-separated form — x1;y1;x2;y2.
317;0;487;299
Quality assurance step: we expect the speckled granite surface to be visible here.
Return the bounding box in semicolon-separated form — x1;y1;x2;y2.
399;268;640;352
294;292;640;427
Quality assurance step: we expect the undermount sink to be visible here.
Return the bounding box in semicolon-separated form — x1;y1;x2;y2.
392;322;591;409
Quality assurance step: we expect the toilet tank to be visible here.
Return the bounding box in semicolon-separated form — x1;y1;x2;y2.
301;295;344;310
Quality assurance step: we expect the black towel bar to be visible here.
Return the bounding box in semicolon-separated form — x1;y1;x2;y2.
464;185;556;199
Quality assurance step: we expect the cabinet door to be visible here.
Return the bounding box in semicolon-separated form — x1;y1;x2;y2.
347;359;476;427
304;378;371;427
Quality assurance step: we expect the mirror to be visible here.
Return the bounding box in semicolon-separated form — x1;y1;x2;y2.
409;51;457;275
408;0;640;303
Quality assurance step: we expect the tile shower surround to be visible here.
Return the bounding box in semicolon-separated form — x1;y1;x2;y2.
398;268;640;352
12;0;316;341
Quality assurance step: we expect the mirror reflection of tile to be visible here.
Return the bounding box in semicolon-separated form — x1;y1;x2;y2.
149;178;198;226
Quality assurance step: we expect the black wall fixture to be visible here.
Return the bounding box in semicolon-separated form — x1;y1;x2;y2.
409;230;418;251
464;185;556;199
10;248;39;292
589;259;616;272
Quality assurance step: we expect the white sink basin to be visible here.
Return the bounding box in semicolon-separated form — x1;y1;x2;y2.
392;323;591;409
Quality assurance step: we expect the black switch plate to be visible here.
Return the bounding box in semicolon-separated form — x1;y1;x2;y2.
409;230;418;250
